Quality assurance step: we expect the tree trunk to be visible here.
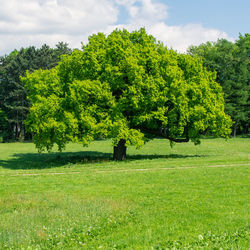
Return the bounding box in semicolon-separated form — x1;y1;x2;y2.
113;139;127;161
19;123;25;141
15;123;19;140
233;122;237;137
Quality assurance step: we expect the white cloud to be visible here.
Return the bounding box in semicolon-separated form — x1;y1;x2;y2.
0;0;118;35
0;0;118;54
115;0;168;24
0;0;233;55
147;22;233;52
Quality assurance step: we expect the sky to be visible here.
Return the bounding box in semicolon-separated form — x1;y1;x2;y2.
0;0;249;56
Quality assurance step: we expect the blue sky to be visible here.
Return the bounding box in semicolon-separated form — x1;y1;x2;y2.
0;0;249;55
161;0;249;37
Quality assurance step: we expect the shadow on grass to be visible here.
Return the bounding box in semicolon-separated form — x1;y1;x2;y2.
238;134;250;138
0;151;206;170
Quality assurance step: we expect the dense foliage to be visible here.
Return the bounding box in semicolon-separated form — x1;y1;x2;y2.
188;34;250;136
0;43;72;141
22;29;231;160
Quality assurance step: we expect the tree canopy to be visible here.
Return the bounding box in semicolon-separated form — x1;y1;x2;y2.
22;29;232;160
188;34;249;136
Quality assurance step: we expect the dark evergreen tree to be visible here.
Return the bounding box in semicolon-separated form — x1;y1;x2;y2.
234;34;250;134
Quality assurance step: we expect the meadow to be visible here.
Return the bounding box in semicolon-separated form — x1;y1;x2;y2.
0;137;249;249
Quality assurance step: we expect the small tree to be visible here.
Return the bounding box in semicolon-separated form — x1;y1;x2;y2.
22;29;232;160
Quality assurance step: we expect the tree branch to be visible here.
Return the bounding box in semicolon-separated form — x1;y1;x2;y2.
142;128;189;143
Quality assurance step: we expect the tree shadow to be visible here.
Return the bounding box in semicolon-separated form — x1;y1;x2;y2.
0;151;206;170
238;134;250;138
127;154;205;161
0;151;113;170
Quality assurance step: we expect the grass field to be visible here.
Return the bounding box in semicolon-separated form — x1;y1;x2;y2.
0;138;249;249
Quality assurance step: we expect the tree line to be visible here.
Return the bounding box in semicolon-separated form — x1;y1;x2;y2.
0;42;72;141
0;31;249;148
188;34;249;136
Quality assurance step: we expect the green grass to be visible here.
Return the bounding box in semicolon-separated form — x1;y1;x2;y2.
0;138;249;249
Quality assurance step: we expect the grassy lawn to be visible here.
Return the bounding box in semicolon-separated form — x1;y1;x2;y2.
0;138;249;249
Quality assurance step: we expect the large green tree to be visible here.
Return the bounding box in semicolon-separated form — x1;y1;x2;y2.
23;29;231;160
188;34;249;136
0;43;72;141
